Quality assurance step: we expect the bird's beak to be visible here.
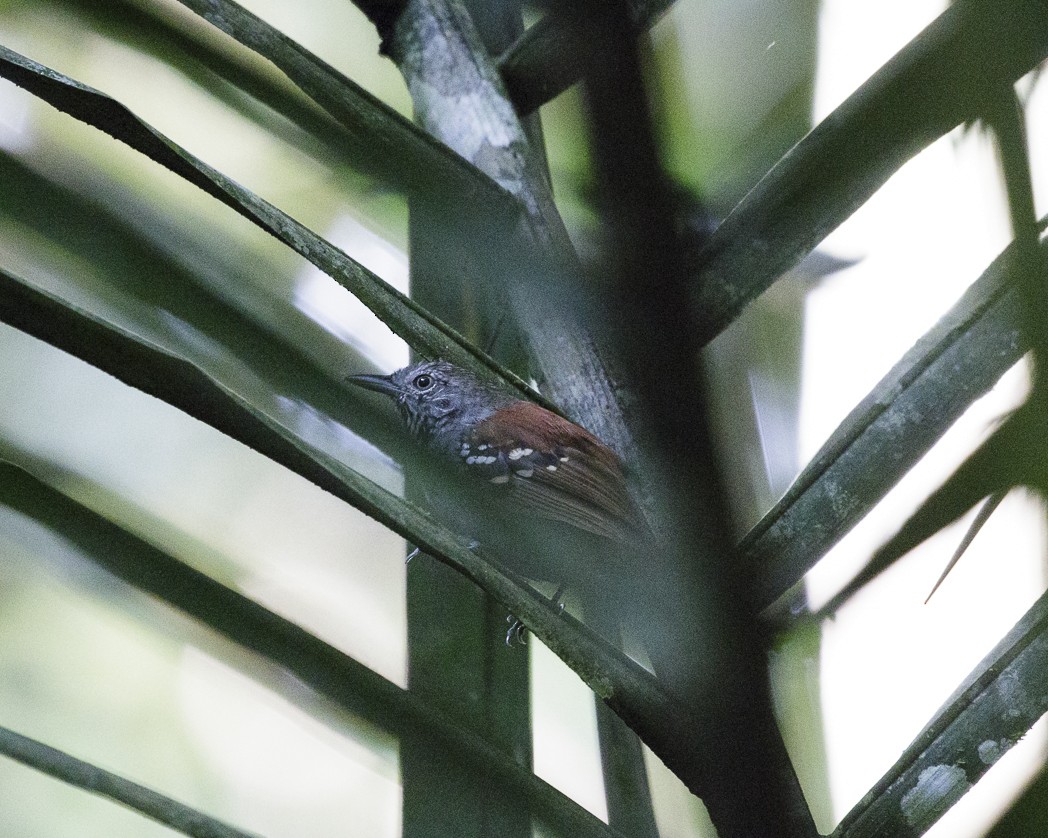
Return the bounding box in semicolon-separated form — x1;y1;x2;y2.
346;373;401;398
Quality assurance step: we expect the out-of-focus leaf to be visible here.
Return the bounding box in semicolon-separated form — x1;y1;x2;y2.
47;0;360;172
691;0;1048;347
0;43;543;405
0;149;407;486
832;585;1048;837
497;1;673;117
565;4;814;835
0;459;624;838
985;86;1043;356
0;149;357;373
0;723;255;838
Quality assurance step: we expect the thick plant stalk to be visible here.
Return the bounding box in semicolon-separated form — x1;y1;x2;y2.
397;5;533;836
381;0;637;462
383;4;665;832
571;3;814;834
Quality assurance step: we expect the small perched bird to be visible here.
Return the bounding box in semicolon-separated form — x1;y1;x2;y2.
348;359;646;621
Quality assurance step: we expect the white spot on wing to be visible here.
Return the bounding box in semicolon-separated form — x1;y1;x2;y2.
508;447;533;460
490;475;510;484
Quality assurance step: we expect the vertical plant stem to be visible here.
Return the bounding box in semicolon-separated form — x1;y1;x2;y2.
575;2;815;835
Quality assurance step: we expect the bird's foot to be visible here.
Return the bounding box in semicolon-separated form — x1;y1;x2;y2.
504;585;567;647
505;615;528;646
406;539;479;564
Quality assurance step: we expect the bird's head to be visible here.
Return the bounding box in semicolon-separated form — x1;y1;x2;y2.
348;360;511;453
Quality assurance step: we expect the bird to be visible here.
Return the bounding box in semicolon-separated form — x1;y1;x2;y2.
348;359;648;633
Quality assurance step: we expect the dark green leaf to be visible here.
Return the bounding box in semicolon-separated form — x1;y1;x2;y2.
692;0;1048;346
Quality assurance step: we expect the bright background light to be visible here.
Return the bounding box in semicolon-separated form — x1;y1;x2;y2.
804;1;1048;834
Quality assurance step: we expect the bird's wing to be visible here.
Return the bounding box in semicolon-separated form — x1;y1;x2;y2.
464;401;645;541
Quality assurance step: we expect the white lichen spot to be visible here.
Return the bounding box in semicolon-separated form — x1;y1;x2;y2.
900;765;969;826
978;740;1006;766
413;83;517;162
824;479;859;518
997;671;1030;718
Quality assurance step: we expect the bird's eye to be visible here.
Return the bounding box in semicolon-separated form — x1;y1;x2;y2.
413;373;433;390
